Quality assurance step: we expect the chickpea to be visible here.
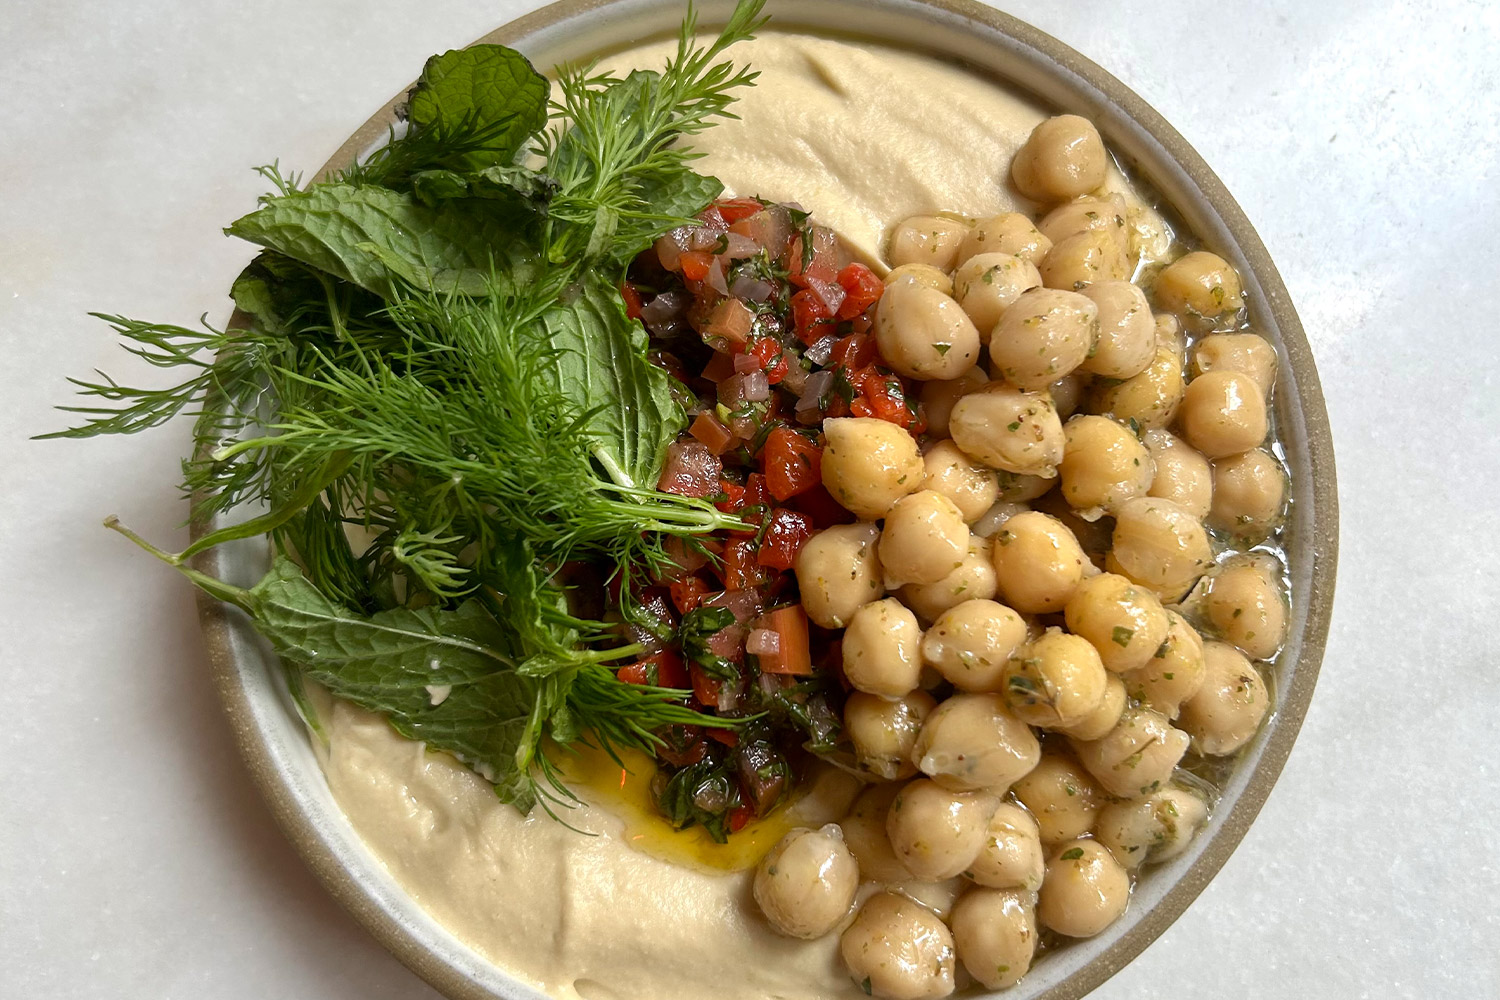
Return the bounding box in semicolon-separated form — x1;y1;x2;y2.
1002;628;1107;729
1037;194;1129;250
1143;429;1213;518
1064;572;1171;673
1204;558;1287;661
822;417;924;519
885;263;955;297
959;212;1053;266
952;888;1037;989
967;802;1045;890
919;367;988;439
1058;414;1153;514
841;783;915;883
1040;228;1132;291
900;534;999;623
1106;497;1213;601
1178;370;1267;459
1037;839;1130;938
1122;610;1206;719
921;599;1027;692
1079;280;1155;379
1011;753;1103;844
754;825;860;939
888;215;971;272
1058;673;1127;741
1071;707;1190;799
922;441;999;524
971;500;1029;540
911;693;1041;793
886;778;997;881
949;383;1065;477
846;690;937;781
1095;786;1210;870
1192;332;1278;396
840;891;956;1000
1154;250;1244;332
843;598;924;698
990;511;1089;614
1030;489;1113;569
1210;448;1286;539
1050;371;1090;420
1087;318;1185;430
875;280;982;381
995;471;1057;504
1126;202;1172;265
953;253;1042;336
796;522;884;628
880;490;969;586
1011;114;1108;203
1179;642;1269;755
989;288;1098;390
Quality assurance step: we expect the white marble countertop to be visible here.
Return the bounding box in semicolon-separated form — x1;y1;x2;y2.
3;1;1497;997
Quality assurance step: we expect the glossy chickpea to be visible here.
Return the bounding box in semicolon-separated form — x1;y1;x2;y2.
949;383;1065;477
888;215;971;272
796;522;884;628
1106;497;1213;601
887;778;997;881
1002;628;1107;730
1058;414;1154;514
899;534;999;623
841;784;915;883
1041;226;1132;291
754;825;860;939
1037;195;1129;250
1178;370;1267;459
875;279;982;381
989;288;1099;390
1143;429;1213;519
967;803;1045;890
1204;558;1287;661
1011;114;1108;202
958;212;1053;266
922;441;1000;524
1050;371;1090;420
1179;642;1269;755
840;891;956;1000
1210;448;1286;539
1057;674;1127;741
952;888;1037;990
952;253;1042;337
921;599;1027;692
919;368;988;439
1087;317;1185;430
880;490;970;586
846;690;937;781
1095;786;1210;870
1192;332;1278;396
1037;839;1130;938
990;511;1090;614
822;417;924;519
1064;572;1171;673
1122;610;1206;719
995;470;1057;504
911;693;1041;793
1079;281;1155;379
1071;707;1190;798
885;263;955;297
1154;250;1243;331
1010;753;1104;845
843;598;924;698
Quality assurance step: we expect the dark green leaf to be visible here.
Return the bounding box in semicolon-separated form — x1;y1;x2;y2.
679;605;738;680
407;45;549;167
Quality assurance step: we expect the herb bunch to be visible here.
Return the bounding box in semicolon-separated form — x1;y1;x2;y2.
46;0;770;811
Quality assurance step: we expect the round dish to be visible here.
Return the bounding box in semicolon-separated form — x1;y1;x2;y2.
193;2;1338;998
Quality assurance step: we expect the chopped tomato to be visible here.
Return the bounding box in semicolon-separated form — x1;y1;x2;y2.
690;411;734;455
728;803;756;832
846;368;920;430
679;250;714;281
756;509;815;571
746;336;789;383
787;226;841;289
690;664;722;708
621;282;646;320
723;538;769;590
743;472;771;508
706;727;740;748
791;289;834;346
669;575;712;614
713;198;765;224
789;483;855;528
714;479;747;514
755;605;813;675
835;263;883;320
830;333;877;370
762;426;822;501
617;649;689;689
701;350;735;381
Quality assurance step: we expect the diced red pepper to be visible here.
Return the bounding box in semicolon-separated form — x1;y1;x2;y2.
835;263;883;320
860;370;919;429
791;288;835;346
713;198;765;224
679;251;714;281
690;411;735;455
621;282;646;320
669;575;712;614
756;509;815;571
761;427;822;501
723;538;769;591
728;803;756;832
755;605;813;675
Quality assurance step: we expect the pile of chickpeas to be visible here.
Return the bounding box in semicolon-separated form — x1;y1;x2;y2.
748;114;1291;998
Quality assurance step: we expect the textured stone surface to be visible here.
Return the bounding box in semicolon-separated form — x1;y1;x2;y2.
2;1;1497;997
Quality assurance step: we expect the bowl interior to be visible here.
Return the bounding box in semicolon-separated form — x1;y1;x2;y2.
197;2;1337;999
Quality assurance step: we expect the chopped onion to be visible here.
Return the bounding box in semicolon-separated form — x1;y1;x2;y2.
746;628;781;657
804;334;839;366
722;233;760;259
707;256;730;295
654;227;692;271
796;370;835;415
732;351;762;375
808;276;847;315
780;362;809;396
719;371;769;406
730;274;775;303
707;588;765;624
641;290;690;337
689;225;726;252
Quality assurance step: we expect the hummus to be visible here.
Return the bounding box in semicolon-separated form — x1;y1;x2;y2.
315;32;1153;1000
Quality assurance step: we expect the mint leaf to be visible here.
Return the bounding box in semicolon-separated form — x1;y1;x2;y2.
406;45;549;167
